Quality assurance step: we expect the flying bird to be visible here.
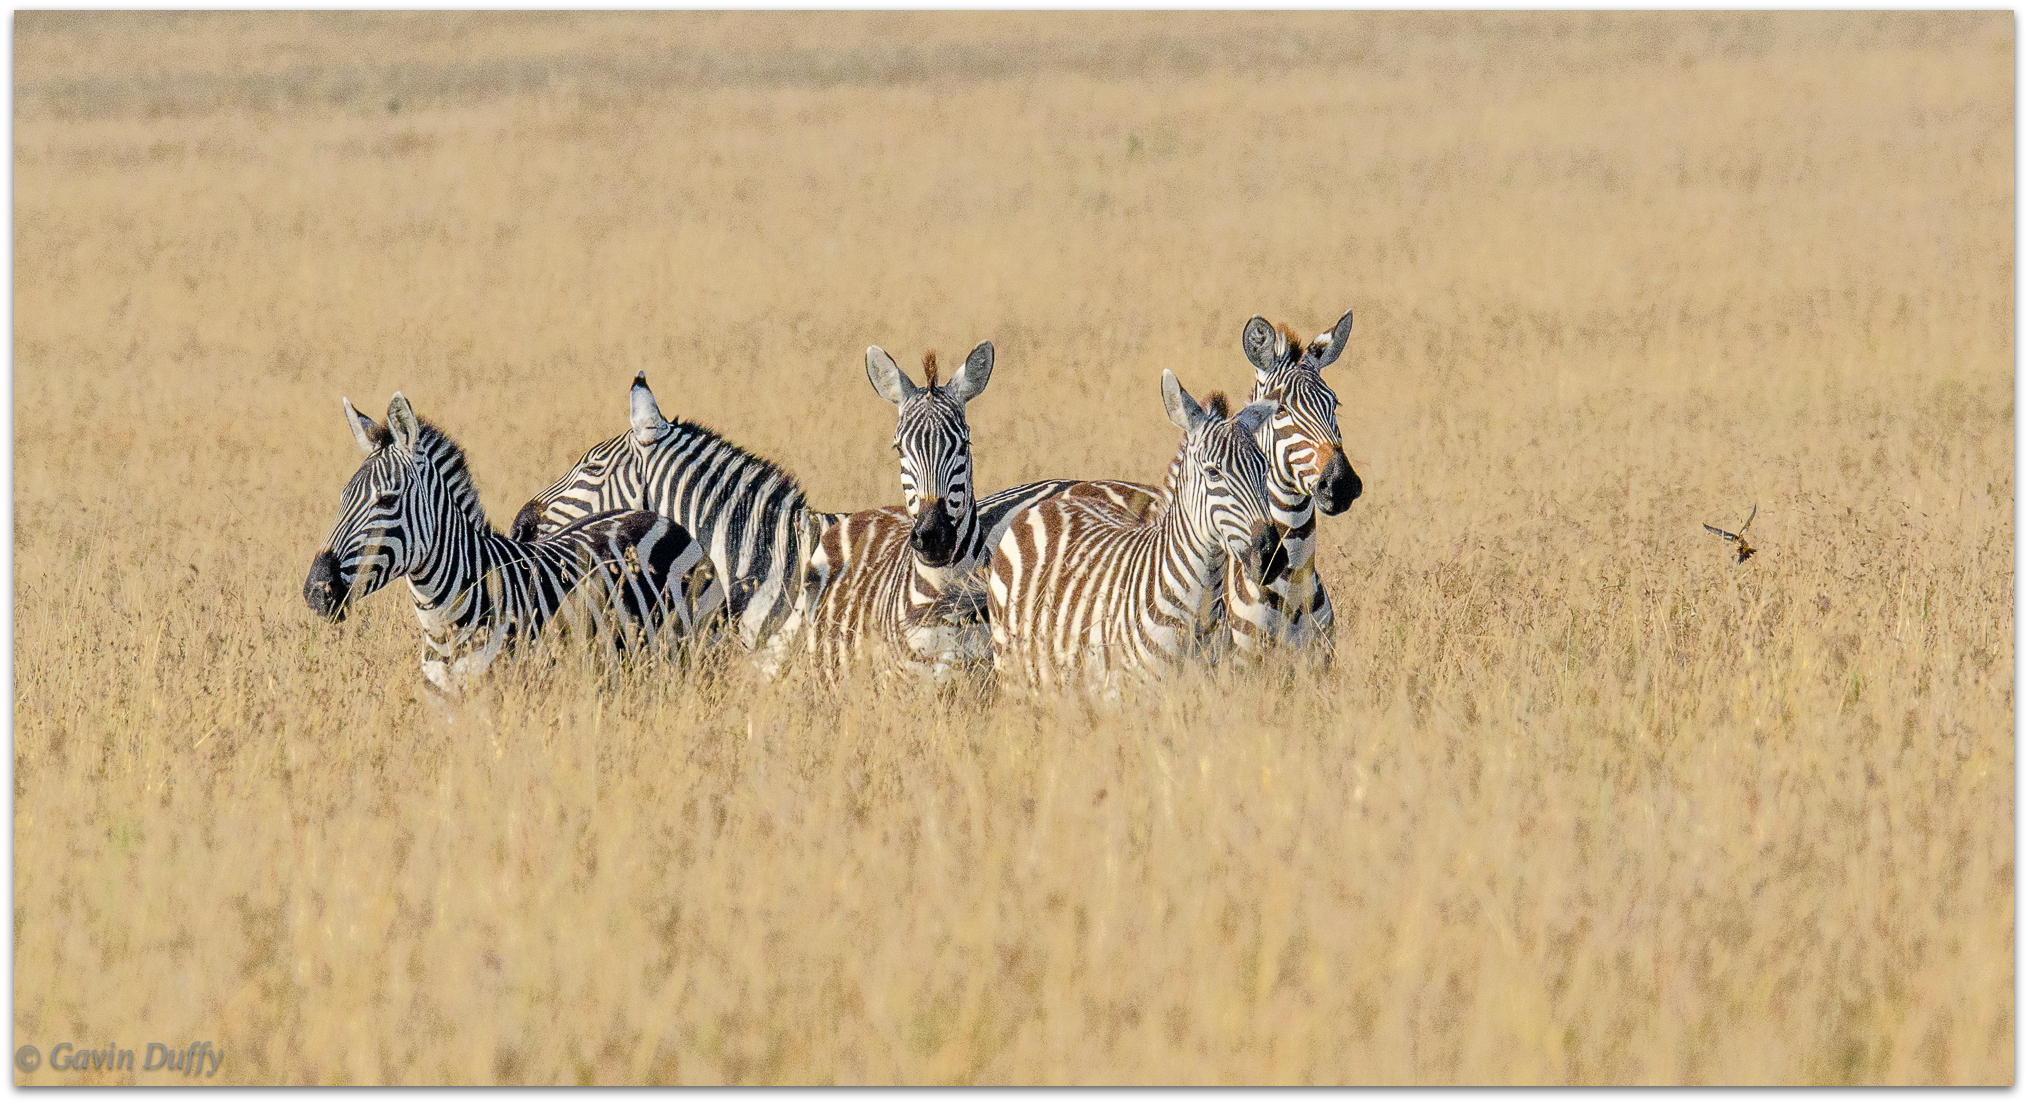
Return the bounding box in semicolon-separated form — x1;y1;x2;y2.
1703;504;1757;563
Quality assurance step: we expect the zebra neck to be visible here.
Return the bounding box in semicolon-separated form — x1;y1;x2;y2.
948;507;986;572
1268;486;1318;575
1145;453;1227;595
1152;492;1232;607
405;521;517;637
644;424;821;650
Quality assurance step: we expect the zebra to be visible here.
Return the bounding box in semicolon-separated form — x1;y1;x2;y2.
513;371;1079;677
510;374;844;676
1233;309;1362;650
803;342;1080;679
988;370;1280;693
304;393;724;696
1039;310;1363;657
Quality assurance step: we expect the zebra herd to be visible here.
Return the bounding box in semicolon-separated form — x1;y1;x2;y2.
304;309;1363;696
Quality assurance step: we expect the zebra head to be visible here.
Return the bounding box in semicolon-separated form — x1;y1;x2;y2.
1161;370;1281;576
1242;310;1362;515
306;393;481;622
865;341;991;569
508;374;659;542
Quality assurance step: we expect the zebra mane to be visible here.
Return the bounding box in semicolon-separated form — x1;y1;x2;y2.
1277;325;1306;363
412;419;495;533
670;418;810;501
922;351;939;388
1203;392;1231;418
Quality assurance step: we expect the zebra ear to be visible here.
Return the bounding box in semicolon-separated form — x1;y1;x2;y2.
630;372;671;445
1241;316;1285;374
1306;309;1355;369
385;392;421;456
342;397;388;454
1162;369;1204;431
944;341;993;405
866;346;920;405
1232;400;1278;439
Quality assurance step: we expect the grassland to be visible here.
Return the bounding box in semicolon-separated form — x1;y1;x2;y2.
12;12;2013;1084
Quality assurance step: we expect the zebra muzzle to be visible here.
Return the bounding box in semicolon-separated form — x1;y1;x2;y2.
909;504;959;568
303;549;350;622
1315;449;1361;515
1256;526;1290;585
509;499;546;543
1249;525;1289;584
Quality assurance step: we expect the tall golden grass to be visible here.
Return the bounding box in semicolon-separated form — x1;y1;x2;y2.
12;12;2013;1084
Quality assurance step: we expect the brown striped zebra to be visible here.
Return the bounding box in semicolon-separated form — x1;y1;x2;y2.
804;342;1077;679
988;371;1280;693
1048;311;1363;658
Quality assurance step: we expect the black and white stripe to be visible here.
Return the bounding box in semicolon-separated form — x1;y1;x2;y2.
988;372;1280;693
512;374;844;676
515;369;1079;678
1231;310;1362;651
304;394;722;695
805;342;1083;678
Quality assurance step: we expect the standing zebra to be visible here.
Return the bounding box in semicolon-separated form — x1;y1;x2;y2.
804;343;1079;679
304;394;723;695
511;374;844;676
514;371;1078;677
989;371;1279;693
1043;310;1363;656
1234;309;1362;650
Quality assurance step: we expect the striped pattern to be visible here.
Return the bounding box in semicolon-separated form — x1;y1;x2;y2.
304;394;722;696
805;343;1080;678
988;372;1279;693
1027;313;1362;660
1235;310;1363;651
512;373;844;676
1051;477;1272;659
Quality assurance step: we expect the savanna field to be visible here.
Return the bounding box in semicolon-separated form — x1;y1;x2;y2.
11;12;2014;1084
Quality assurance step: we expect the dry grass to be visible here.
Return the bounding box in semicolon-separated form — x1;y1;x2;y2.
12;11;2013;1084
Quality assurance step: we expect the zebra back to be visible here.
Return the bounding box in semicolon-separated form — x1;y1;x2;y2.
514;373;828;674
